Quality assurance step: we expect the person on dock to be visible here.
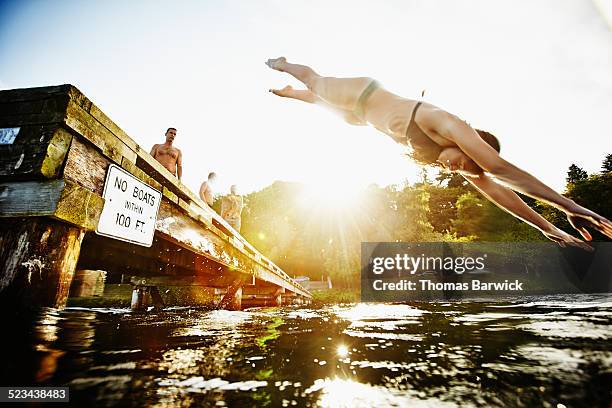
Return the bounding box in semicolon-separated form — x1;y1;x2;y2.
265;57;612;248
199;172;217;207
150;127;183;180
221;185;244;232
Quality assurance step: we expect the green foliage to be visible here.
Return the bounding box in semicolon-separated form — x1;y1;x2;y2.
567;172;612;215
395;186;438;241
435;172;469;188
565;172;612;240
452;192;485;237
239;154;610;292
566;164;588;184
451;191;547;242
602;154;612;174
311;288;360;305
537;159;612;241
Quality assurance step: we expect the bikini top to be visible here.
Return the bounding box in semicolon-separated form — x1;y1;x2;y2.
392;102;443;165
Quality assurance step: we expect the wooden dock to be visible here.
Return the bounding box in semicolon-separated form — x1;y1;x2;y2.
0;84;311;311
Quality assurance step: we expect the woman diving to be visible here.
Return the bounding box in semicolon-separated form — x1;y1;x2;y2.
266;57;612;248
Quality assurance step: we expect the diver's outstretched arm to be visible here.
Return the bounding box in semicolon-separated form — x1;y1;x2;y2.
269;85;366;126
420;110;612;240
465;173;591;248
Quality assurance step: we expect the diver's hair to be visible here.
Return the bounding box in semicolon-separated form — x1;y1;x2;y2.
166;127;177;134
408;128;501;167
475;129;500;153
208;172;217;179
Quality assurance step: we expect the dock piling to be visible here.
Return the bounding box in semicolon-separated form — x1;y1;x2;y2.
0;218;84;309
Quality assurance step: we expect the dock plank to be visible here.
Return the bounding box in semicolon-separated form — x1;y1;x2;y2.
0;179;64;217
64;137;110;196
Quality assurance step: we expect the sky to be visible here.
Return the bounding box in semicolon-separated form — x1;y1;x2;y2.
1;0;611;196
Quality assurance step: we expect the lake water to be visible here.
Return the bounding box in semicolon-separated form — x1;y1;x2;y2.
1;294;611;407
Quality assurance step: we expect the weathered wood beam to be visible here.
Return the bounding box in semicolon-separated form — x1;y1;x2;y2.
64;136;110;195
243;286;285;296
0;217;84;309
156;200;310;296
130;276;217;287
78;233;241;287
0;179;64;217
0;179;104;230
241;287;283;307
62;137;230;249
0;84;70;104
54;180;104;230
64;100;137;165
0;125;72;181
0;91;68;126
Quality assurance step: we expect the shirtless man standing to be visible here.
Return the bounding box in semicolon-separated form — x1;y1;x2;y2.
221;185;244;232
150;127;183;180
199;172;217;207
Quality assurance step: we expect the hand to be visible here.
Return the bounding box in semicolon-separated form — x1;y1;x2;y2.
566;205;612;241
542;227;593;251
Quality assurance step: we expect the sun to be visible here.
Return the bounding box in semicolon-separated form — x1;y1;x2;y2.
297;179;366;213
336;344;349;357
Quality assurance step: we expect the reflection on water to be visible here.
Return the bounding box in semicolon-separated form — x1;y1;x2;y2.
0;294;610;407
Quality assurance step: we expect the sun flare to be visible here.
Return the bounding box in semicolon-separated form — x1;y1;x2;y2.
337;345;349;357
298;179;365;213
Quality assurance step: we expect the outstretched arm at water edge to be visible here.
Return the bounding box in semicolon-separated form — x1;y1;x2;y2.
424;114;612;240
465;173;591;249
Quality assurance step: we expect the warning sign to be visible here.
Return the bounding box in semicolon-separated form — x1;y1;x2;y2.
96;164;161;247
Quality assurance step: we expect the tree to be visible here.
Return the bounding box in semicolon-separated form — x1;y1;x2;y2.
452;191;544;241
427;186;465;233
394;186;440;241
566;164;588;184
602;154;612;174
452;192;487;238
435;172;469;188
565;173;612;240
537;171;612;241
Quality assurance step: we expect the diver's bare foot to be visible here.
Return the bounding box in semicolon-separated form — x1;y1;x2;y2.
269;85;317;103
265;57;287;71
269;85;295;97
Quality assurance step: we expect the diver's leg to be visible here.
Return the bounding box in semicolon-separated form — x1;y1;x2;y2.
269;85;367;126
266;57;373;111
266;57;320;87
269;85;318;103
